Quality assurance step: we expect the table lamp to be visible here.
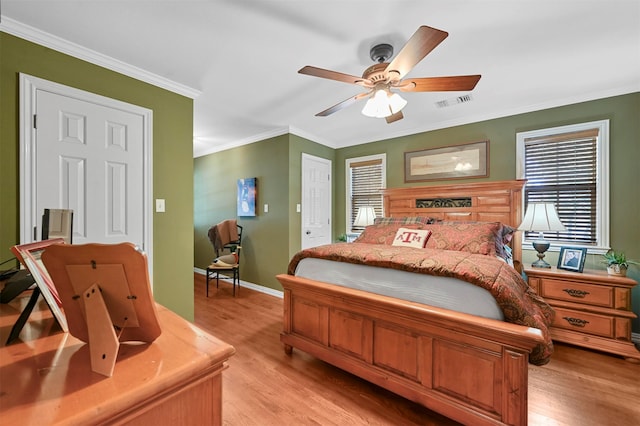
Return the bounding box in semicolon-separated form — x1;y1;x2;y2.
353;206;376;227
518;202;566;268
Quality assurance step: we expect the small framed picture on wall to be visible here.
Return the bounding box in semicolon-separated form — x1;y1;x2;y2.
237;177;257;217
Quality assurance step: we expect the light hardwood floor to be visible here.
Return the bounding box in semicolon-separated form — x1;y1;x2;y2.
194;274;640;426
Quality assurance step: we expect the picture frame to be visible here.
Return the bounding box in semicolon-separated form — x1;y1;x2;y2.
557;246;587;272
237;177;257;217
11;238;69;332
41;242;162;376
404;140;489;182
42;208;73;243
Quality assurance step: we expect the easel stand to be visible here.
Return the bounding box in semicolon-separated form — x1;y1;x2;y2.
65;263;147;377
6;287;40;344
82;283;120;377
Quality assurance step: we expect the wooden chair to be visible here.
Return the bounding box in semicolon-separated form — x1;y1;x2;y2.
206;224;242;296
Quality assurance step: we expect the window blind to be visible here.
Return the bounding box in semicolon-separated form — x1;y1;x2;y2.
350;158;383;232
523;128;598;245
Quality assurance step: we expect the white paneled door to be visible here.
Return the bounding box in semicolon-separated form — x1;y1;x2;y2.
301;153;331;249
20;75;152;257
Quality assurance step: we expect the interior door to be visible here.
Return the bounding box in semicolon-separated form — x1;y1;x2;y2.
301;153;332;249
20;74;152;254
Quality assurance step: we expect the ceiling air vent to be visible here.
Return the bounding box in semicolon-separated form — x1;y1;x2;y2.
435;94;473;108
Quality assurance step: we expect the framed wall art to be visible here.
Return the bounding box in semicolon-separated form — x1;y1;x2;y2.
404;140;489;182
237;177;257;217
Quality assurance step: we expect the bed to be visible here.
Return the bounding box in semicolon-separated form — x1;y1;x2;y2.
277;180;554;426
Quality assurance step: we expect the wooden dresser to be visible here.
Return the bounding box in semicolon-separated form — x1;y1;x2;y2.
525;266;639;361
0;293;235;425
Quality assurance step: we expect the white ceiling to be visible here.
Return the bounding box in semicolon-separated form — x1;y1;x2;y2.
2;1;639;158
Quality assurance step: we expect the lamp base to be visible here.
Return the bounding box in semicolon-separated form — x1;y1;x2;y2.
531;258;552;268
531;240;552;268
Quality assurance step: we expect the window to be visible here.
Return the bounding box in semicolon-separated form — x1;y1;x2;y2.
346;154;386;233
516;120;609;252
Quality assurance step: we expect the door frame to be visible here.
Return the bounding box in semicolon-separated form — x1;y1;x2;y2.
19;74;154;273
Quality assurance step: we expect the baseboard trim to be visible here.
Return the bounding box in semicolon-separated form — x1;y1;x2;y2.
633;332;640;346
193;267;284;299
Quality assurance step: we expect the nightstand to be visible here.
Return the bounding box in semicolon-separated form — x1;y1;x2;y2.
525;266;640;362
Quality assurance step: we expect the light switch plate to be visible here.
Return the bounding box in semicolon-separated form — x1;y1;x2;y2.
156;199;165;212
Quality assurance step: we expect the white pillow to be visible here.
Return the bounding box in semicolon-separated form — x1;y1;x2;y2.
391;228;432;248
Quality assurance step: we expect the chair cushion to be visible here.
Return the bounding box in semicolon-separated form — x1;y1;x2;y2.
208;252;238;268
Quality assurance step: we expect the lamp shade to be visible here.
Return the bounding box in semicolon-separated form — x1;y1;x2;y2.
353;206;376;227
361;90;407;118
518;203;566;232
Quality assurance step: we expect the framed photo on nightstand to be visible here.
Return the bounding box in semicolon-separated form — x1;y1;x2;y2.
558;246;587;272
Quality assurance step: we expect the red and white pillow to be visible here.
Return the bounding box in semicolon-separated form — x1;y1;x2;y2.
391;228;432;248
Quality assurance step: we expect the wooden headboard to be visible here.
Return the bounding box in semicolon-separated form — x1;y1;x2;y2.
381;180;526;263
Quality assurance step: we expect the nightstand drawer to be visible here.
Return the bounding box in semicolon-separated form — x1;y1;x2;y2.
540;279;613;308
552;307;613;338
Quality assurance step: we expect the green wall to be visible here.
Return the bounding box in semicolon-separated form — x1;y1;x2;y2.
194;134;334;291
195;93;639;332
194;134;289;290
0;33;196;320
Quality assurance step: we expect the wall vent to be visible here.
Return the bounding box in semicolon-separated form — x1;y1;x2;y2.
435;94;473;108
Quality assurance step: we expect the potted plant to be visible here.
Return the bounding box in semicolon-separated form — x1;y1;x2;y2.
602;250;639;277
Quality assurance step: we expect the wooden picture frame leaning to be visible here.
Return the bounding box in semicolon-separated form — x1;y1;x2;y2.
42;242;162;377
11;239;69;334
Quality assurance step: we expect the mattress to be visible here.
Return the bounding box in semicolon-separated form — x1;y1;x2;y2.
294;257;504;320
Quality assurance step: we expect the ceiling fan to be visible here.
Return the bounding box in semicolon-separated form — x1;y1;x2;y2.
299;25;481;123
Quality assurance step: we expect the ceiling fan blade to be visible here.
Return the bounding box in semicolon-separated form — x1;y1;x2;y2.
385;26;448;81
299;66;371;86
385;111;403;124
315;91;371;117
397;75;481;92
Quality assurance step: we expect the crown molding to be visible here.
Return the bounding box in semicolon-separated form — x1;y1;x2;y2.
288;126;338;149
193;127;291;158
193;125;341;158
0;16;201;99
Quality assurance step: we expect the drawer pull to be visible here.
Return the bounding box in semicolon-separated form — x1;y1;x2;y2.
562;288;590;298
562;316;590;327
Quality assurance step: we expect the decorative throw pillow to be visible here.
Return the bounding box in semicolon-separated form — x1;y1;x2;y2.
354;223;426;245
391;228;432;248
440;221;514;260
424;221;502;256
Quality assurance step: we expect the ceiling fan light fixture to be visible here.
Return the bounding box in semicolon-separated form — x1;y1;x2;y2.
299;26;479;124
361;90;407;118
388;92;407;113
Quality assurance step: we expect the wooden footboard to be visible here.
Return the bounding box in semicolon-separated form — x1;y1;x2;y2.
277;274;544;426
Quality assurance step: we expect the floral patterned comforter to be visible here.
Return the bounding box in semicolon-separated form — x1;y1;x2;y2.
288;242;555;365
